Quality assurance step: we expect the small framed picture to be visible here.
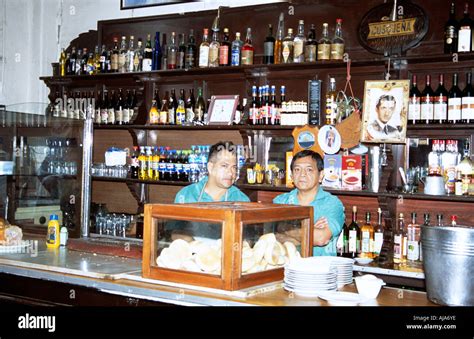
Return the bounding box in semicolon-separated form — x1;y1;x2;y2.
360;80;410;144
206;95;239;125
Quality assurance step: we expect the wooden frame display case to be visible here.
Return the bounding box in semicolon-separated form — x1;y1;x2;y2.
142;202;313;291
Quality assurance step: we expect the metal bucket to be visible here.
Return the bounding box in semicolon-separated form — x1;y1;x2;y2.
421;225;474;306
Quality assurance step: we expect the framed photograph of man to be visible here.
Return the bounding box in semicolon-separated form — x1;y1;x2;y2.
360;80;410;144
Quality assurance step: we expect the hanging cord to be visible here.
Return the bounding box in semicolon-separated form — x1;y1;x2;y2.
342;59;360;113
385;57;391;81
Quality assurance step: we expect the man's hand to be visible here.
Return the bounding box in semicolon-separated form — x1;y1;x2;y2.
314;217;328;229
313;217;332;247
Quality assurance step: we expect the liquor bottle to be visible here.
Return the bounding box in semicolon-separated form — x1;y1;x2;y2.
250;86;258;125
65;52;72;75
126;36;135;73
282;28;294;63
101;91;109;124
270;85;278;125
279;85;286;126
59;48;66;76
185;88;196;124
407;212;420;263
360;212;375;259
119;36;127;73
448;73;463;124
131;89;139;122
450;215;458;226
68;48;76;75
455;170;463;195
374;208;384;257
107;90;116;124
167;32;178;69
293;20;306;63
274;12;284;64
168;89;177;125
444;2;458;54
208;28;220;68
459;139;473;195
80;48;88;75
263;24;275;64
408;74;421;125
115;88;124;125
433;74;448;124
420;74;434;125
317;23;331;61
347;206;360;258
219;28;231;66
161;33;168;70
99;44;108;73
149;93;159;125
330;18;344;60
123;90;131;124
152;146;160;181
73;47;81;75
145;146;154;181
325;78;337;125
462;72;474;123
231;32;243;66
336;207;347;257
194;88;206;122
393;213;407;264
199;28;210;68
177;33;186;69
185;29;197;69
305;24;317;62
457;3;472;52
436;214;444;226
428;140;442;176
142;34;153;72
241;28;254;66
159;93;169;125
176;89;186;125
105;50;112;73
130;146;139;179
152;32;161;71
87;51;96;75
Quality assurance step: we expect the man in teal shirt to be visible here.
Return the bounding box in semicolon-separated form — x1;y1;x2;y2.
175;141;250;203
273;150;344;256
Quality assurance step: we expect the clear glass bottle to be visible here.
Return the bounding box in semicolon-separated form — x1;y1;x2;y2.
274;13;284;64
374;208;384;257
317;23;331;61
393;213;407;264
126;36;135;72
293;20;306;63
360;212;375;259
282;28;294;63
177;33;186;69
133;39;143;72
167;32;178;69
330;18;344;60
231;32;243;66
199;28;210;68
325;78;337;125
119;36;127;73
407;212;420;263
208;29;220;68
241;28;254;65
161;33;168;70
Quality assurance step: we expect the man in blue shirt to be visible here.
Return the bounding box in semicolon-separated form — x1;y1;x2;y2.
175;141;250;203
273;150;344;256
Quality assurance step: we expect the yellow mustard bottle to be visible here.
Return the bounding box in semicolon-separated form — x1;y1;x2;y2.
46;214;60;248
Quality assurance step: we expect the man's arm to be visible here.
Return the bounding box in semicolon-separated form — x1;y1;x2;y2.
312;199;344;247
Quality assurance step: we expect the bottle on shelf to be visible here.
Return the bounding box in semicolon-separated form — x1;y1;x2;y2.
374;208;384;257
185;88;196;124
250;85;258;125
130;146;139;179
59;48;66;76
168;89;177;125
270;85;278;125
330;18;344;60
360;212;375;259
450;215;458;226
161;33;168;70
457;2;472;52
274;12;284;65
305;24;317;63
185;29;197;69
393;213;407;264
145;146;154;180
208;28;220;68
138;146;147;180
123;90;131;124
176;89;186;125
428;139;442;176
347;206;360;259
420;74;434;125
142;34;153;72
199;28;210;68
159;92;169;125
219;28;231;67
152;146;160;181
133;39;143;72
407;212;420;264
115;88;124;125
263;24;275;64
167;32;178;70
119;36;127;73
126;36;135;73
444;2;458;54
100;90;109;124
149;91;160;125
107;90;116;125
293;20;306;63
177;33;186;69
70;46;78;75
194;88;206;123
462;72;474;123
100;45;108;73
336;207;347;257
455;170;463;195
282;28;294;63
241;27;254;66
325;78;337;125
317;23;331;61
458;139;473;195
230;32;243;66
448;73;463;124
436;213;444;226
433;74;448;124
408;74;421;125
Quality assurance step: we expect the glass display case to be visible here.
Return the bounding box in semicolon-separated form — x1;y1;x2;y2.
143;202;313;291
0;108;84;236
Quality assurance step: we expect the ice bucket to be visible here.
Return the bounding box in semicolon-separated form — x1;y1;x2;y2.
421;225;474;306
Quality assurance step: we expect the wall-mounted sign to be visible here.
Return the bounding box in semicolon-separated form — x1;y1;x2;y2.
358;0;428;55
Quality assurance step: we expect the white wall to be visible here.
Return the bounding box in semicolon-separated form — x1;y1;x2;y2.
0;0;283;111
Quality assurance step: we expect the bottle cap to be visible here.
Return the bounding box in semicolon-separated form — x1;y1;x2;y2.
50;214;59;221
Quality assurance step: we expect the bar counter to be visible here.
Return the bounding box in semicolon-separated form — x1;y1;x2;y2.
0;238;436;307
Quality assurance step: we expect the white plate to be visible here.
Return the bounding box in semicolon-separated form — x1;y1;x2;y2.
284;285;337;297
317;291;370;306
355;257;374;265
0;241;31;252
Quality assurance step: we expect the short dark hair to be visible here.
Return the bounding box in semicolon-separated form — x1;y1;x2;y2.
376;95;396;109
208;141;236;163
290;150;324;172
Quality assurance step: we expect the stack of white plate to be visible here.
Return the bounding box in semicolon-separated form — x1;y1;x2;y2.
283;258;338;297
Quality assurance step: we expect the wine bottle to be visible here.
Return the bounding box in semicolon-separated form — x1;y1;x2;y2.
444;2;458;54
185;29;197;69
360;212;375;259
374;208;384;257
462;72;474;124
433;74;448;124
348;206;360;259
263;24;275;64
408;74;421;125
241;28;254;65
305;24;317;62
457;3;472;52
420;74;434;125
448;73;463;124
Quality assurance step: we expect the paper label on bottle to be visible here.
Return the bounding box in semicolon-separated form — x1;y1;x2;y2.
293;41;304;62
116;108;123;123
241;50;254;65
159;110;167;124
219;45;229;65
282;44;291;62
198;46;209;67
317;44;330;60
123;108;130;123
168;108;175;124
330;43;344;60
408;97;420;122
407;240;419;261
94;109;101;123
361;231;370;253
433;97;447;121
305;45;317;62
231;48;240;66
118;54;126;70
420;101;433;121
142;58;152;71
336;231;344;252
448;97;462;121
111;54;119;70
100;108;108;124
458;27;471;52
208;46;219;66
264;41;274;57
393;235;401;259
348;230;357;253
462;96;474;120
374;232;383;255
107;108;115;124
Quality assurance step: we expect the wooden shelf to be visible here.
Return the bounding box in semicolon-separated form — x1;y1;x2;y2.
93;124;295;131
91;176;188;186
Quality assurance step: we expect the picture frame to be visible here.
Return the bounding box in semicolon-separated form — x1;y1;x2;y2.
121;0;194;10
360;80;410;144
206;95;239;125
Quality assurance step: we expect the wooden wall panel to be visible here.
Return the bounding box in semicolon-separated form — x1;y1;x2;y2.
93;130;133;163
148;185;181;204
92;182;138;214
147;130;243;149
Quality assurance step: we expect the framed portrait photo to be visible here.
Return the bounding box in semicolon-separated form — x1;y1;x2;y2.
121;0;194;10
206;95;239;125
360;80;410;144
